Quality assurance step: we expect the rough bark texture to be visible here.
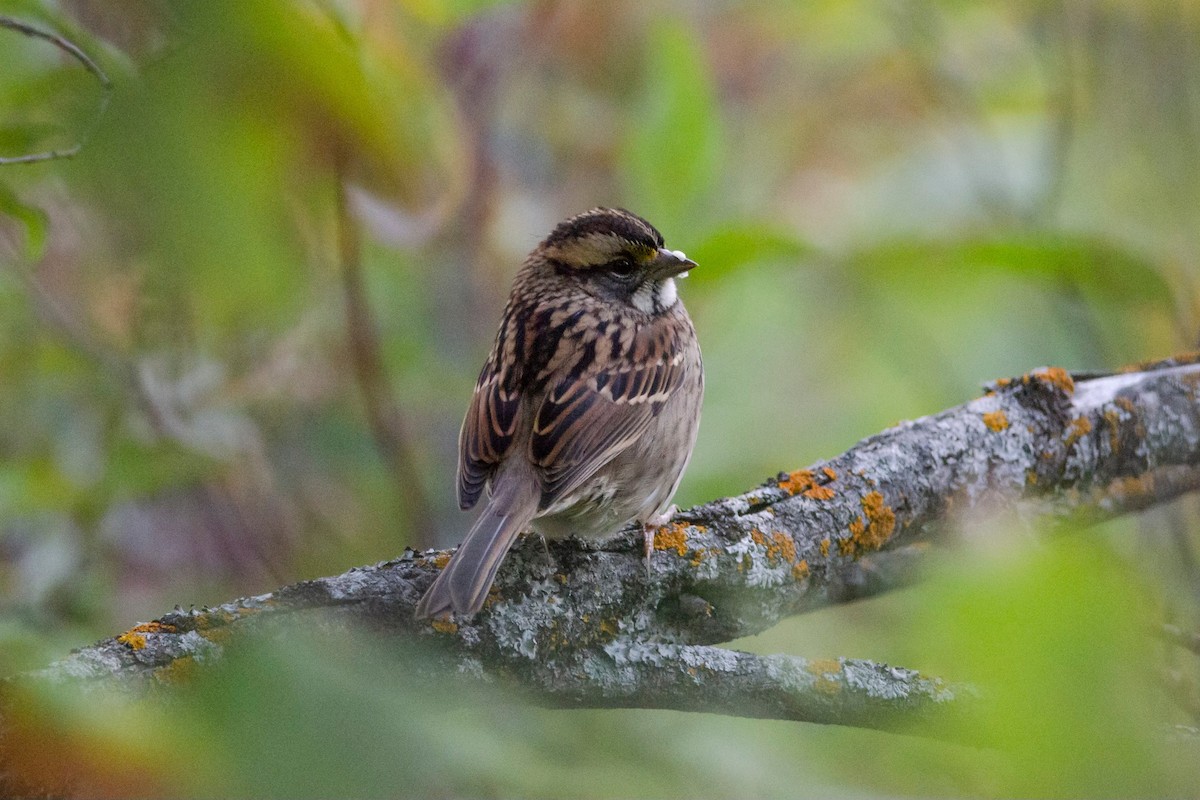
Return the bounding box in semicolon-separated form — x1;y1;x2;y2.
13;355;1200;736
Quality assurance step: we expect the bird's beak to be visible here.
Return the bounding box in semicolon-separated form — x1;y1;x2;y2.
648;247;697;280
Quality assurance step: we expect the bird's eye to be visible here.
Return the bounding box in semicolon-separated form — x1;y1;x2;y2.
608;258;637;276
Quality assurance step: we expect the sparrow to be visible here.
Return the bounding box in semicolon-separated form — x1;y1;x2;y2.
415;207;704;618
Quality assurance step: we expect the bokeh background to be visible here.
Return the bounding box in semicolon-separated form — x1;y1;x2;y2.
2;0;1199;796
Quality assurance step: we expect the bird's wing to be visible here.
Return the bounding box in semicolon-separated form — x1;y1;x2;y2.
457;352;521;510
530;325;688;506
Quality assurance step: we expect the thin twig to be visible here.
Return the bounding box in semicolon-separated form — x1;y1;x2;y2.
335;162;435;548
0;16;112;165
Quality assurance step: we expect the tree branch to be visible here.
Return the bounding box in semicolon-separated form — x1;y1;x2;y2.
13;354;1200;735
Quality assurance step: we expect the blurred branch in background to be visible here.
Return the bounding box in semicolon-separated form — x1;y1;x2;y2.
1162;623;1200;659
335;163;434;549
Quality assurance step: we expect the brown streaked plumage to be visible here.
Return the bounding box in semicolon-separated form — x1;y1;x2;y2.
415;208;703;618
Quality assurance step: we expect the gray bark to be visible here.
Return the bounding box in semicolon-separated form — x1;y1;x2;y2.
14;356;1200;735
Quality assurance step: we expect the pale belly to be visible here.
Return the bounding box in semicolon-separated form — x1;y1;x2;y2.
530;365;703;541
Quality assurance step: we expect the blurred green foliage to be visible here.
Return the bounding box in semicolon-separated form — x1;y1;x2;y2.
2;0;1200;795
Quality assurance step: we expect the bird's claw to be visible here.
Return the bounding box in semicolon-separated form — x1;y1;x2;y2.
641;505;679;574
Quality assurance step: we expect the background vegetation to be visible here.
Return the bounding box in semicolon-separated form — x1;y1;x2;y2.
1;0;1198;796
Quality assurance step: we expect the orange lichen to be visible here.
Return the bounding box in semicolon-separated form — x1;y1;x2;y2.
1116;397;1136;413
1026;469;1039;486
792;559;810;580
982;410;1009;432
994;377;1012;387
863;491;896;544
433;552;452;569
1103;408;1121;453
840;491;897;556
777;465;835;496
819;538;830;557
1107;474;1155;500
115;620;179;651
1030;366;1075;394
116;632;146;650
767;531;797;564
599;619;618;638
654;523;689;557
779;467;837;500
807;658;843;694
1065;415;1092;446
808;657;840;675
778;469;815;495
804;485;836;501
430;618;458;635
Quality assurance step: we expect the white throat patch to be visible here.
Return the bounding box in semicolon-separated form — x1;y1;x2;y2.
632;278;678;314
657;277;678;308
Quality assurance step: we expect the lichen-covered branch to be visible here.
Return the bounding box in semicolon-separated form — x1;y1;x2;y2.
525;647;980;740
15;354;1200;733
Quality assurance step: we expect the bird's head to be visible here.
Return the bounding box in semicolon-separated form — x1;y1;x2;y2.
536;208;696;314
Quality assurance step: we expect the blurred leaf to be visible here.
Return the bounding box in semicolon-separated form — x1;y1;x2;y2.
15;628;834;798
846;235;1173;305
834;536;1194;797
622;20;723;235
0;182;47;259
0;0;61;23
686;223;812;282
170;0;463;202
0;122;59;154
70;0;465;344
99;437;221;501
1;673;184;798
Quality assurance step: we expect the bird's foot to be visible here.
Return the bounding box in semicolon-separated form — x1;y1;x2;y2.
641;506;679;573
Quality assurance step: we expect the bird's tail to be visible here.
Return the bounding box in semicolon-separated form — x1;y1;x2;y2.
415;486;537;618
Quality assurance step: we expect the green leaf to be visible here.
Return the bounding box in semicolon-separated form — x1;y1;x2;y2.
621;20;723;235
845;235;1173;305
0;181;48;259
686;223;812;282
915;538;1179;795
